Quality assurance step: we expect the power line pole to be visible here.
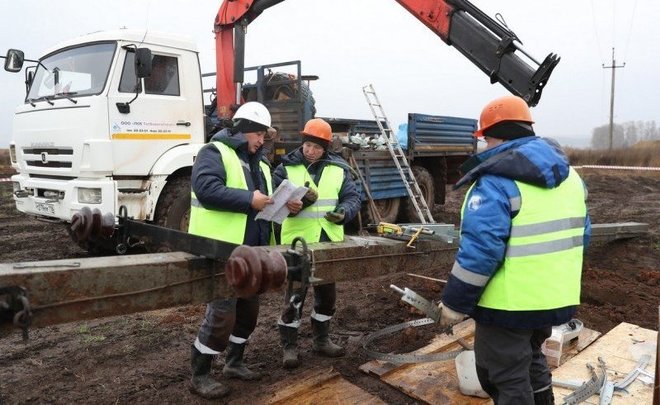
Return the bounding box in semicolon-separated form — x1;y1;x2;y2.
602;47;625;150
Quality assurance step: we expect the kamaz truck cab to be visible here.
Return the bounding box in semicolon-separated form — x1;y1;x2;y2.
8;30;206;239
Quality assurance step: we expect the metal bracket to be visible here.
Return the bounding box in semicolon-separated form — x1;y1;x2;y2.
0;286;32;341
282;237;312;324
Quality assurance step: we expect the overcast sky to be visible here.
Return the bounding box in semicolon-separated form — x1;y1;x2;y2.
1;0;659;148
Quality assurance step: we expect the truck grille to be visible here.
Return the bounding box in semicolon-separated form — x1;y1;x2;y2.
22;147;74;169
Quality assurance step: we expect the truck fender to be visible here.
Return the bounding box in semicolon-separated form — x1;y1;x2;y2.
145;144;201;222
150;143;203;176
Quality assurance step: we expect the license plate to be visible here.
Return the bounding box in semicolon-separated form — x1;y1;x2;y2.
35;202;55;215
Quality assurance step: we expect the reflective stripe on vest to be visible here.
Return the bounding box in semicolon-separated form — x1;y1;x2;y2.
189;141;271;244
476;168;587;311
281;164;344;243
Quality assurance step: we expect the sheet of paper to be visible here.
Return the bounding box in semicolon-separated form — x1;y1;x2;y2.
255;179;308;224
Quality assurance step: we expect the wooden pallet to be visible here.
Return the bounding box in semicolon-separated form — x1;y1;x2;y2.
359;319;490;404
359;318;601;404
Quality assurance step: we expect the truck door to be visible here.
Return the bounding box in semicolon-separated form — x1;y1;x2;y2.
107;48;199;175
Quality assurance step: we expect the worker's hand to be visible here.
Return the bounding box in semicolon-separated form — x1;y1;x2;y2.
438;302;466;328
286;199;303;215
301;181;318;205
251;190;273;211
324;207;345;224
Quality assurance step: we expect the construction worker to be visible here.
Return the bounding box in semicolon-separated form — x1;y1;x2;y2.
187;101;274;399
438;95;591;405
274;118;361;369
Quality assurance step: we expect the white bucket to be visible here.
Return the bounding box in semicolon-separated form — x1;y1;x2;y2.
455;350;490;399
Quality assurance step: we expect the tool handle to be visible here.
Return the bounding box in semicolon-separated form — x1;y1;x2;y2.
390;284;405;296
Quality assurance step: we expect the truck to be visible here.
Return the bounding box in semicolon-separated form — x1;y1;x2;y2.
2;0;559;251
323;113;477;223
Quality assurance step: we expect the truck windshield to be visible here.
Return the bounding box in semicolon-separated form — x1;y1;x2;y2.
27;42;116;101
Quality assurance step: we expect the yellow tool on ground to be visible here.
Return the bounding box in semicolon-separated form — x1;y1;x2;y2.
376;222;435;248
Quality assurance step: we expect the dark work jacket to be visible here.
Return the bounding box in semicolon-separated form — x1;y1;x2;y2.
272;148;361;241
191;128;271;246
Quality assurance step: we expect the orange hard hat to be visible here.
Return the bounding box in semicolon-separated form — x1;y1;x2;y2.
474;95;534;137
301;118;332;142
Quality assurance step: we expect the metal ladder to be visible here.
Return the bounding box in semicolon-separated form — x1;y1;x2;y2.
362;84;434;224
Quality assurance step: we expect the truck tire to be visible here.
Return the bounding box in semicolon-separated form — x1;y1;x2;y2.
154;176;191;232
403;166;435;223
431;159;448;205
362;197;401;224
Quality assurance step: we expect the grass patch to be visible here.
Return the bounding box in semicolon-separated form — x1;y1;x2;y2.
77;324;107;344
566;141;660;167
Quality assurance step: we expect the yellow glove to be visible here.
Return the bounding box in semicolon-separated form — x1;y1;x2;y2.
438;302;466;328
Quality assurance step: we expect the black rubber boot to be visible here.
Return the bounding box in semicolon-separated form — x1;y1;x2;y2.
311;319;345;357
190;345;229;399
534;388;555;405
278;324;300;369
222;342;262;380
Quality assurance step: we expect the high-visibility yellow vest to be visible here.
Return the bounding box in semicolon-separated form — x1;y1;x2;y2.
188;141;272;245
281;164;344;243
476;168;587;310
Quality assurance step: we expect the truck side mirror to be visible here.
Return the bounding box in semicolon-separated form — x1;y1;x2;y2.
135;48;152;78
4;49;25;73
117;47;152;114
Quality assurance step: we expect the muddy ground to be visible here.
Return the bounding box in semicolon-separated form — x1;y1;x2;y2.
0;162;658;404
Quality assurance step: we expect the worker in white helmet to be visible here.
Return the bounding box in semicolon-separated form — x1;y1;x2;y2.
188;101;274;399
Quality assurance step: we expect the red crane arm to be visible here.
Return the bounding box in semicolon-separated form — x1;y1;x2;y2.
213;0;559;119
394;0;454;42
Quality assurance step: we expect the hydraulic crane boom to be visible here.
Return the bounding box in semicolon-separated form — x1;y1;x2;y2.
213;0;559;119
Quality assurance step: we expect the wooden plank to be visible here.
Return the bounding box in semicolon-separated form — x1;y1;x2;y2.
359;319;476;377
553;322;657;404
381;338;490;405
250;367;385;405
360;319;491;404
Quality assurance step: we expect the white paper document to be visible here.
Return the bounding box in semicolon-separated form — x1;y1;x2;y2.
255;179;308;224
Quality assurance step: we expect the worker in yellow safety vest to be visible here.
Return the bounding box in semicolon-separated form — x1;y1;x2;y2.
273;118;361;369
188;101;274;399
437;95;592;405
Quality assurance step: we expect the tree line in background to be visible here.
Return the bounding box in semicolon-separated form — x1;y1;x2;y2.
591;120;659;149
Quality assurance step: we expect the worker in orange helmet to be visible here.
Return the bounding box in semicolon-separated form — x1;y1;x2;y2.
437;95;591;404
273;118;361;369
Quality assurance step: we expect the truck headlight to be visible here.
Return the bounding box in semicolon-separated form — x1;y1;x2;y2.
9;145;17;164
78;187;102;204
12;181;20;193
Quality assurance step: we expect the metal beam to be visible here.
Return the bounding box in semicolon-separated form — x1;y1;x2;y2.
0;222;648;336
0;236;457;335
590;222;649;243
0;252;224;334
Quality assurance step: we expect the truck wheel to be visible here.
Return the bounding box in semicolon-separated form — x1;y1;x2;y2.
403;166;435;223
154;176;191;232
431;159;448;205
363;197;401;224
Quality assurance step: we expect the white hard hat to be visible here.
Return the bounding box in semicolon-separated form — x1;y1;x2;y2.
233;101;271;128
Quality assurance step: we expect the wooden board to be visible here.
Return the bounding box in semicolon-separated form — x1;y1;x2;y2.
248;367;385;405
552;322;657;404
360;319;491;404
360;319;601;404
